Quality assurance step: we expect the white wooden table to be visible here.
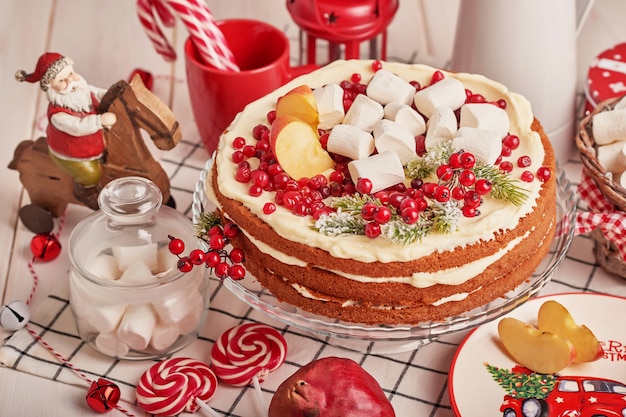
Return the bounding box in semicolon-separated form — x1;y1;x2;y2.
2;1;626;416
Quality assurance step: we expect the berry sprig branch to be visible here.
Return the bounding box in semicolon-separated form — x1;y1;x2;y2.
168;210;246;280
315;193;461;246
404;141;529;206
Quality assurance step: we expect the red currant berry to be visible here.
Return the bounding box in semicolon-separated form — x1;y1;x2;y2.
263;202;276;214
235;166;251;183
208;225;222;235
350;73;362;83
502;134;520;150
474;179;492;195
167;236;185;255
500;145;512;157
232;136;246;149
248;184;263;197
415;134;426;156
468;93;486;103
460;152;476;169
430;70;444;84
223;223;239;239
410;80;421;91
448;152;463;168
229;248;245;263
434;185;451;202
371;60;383;72
373;206;392;224
458;169;476;187
189;249;206;265
361;202;378;221
537;166;551;182
232;150;245;164
267;110;276;124
401;207;420;224
388;191;406;208
499;161;514;173
177;257;194;273
214;262;230;279
364;222;382;239
517;155;532;168
209;234;225;250
521;170;534;182
242;145;257;158
452;186;466;200
356;177;373;194
229;265;246;280
422;182;437;198
205;251;221;268
399;197;417;212
251;170;270;188
464;190;481;208
414;197;428;211
462;205;479;217
252;124;269;140
436;164;454;182
496;99;507;109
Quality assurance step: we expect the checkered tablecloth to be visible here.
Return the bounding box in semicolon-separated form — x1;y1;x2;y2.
2;123;626;417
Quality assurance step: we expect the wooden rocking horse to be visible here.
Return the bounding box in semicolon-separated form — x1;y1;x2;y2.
8;74;182;233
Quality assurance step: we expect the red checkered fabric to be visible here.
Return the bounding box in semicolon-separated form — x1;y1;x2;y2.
576;171;626;260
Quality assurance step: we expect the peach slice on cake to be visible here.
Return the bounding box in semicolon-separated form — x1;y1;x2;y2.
270;115;334;180
275;85;320;129
537;300;604;363
497;317;575;374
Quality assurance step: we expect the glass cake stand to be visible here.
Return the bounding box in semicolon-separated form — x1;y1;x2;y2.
193;161;576;353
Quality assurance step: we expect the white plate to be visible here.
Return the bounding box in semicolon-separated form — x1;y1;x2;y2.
449;293;626;417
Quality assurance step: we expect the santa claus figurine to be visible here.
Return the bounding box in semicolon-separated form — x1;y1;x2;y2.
15;52;116;209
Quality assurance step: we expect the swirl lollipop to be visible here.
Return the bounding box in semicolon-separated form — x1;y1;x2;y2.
136;357;219;417
211;323;287;417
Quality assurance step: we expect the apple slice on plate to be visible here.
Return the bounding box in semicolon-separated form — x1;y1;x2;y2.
270;115;334;180
537;300;604;363
275;85;319;129
497;317;575;374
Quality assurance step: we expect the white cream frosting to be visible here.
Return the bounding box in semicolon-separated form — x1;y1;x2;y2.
210;59;549;286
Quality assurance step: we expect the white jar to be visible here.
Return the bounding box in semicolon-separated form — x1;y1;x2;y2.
68;177;209;359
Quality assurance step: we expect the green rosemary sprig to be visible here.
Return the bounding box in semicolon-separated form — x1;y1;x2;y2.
195;209;222;237
314;209;367;236
328;193;381;212
473;163;529;206
404;141;455;179
383;217;432;245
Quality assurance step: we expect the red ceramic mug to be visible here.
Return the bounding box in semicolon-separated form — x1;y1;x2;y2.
185;19;315;155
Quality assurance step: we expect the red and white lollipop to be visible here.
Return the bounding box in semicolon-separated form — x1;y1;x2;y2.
212;323;287;417
211;323;287;387
136;357;219;417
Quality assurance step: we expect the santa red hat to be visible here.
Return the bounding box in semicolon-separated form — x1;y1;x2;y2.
15;52;73;91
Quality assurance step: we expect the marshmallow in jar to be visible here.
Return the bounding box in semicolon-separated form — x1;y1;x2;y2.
68;177;209;360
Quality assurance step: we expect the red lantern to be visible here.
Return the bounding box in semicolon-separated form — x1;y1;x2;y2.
287;0;399;65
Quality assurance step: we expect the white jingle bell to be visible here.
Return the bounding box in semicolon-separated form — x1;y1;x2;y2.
0;300;30;331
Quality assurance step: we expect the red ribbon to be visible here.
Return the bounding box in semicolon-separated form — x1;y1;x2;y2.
575;171;626;260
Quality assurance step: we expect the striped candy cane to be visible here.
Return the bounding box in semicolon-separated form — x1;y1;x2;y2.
137;0;239;71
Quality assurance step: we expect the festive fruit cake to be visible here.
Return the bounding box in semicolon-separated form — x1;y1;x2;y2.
206;59;557;325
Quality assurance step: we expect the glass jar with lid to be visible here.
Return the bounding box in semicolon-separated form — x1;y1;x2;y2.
68;177;209;359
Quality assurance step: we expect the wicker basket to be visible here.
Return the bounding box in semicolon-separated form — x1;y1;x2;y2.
576;96;626;278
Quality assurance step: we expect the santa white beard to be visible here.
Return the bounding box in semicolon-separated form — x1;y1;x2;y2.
46;76;93;112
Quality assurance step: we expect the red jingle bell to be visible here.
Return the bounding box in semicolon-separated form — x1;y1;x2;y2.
86;378;121;413
30;233;61;262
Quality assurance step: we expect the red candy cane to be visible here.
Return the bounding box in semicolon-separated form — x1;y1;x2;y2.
136;0;239;71
136;357;219;417
211;323;287;387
